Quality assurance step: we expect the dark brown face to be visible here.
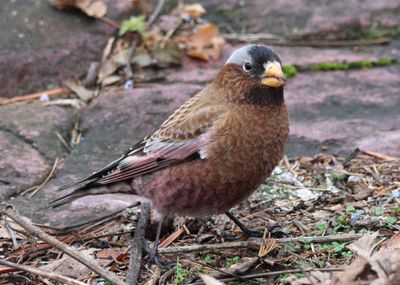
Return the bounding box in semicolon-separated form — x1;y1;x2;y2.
213;45;286;107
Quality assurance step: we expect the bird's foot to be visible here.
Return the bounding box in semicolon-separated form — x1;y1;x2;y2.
267;224;288;238
147;248;174;269
226;211;288;238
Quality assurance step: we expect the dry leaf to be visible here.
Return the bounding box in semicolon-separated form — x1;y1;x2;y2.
49;0;107;18
199;274;225;285
97;248;124;260
347;231;378;258
187;24;218;49
64;81;94;102
40;249;96;279
185;24;225;61
81;1;107;18
183;3;206;19
258;238;278;257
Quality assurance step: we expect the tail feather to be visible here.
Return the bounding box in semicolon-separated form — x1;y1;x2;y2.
49;179;99;208
49;155;128;207
57;156;125;192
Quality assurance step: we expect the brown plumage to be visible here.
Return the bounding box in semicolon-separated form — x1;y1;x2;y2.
51;44;289;238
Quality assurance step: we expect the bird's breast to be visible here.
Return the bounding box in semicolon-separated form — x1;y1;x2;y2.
135;103;289;217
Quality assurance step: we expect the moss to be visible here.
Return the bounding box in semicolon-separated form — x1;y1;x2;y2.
282;64;298;78
310;58;396;72
376;58;395;66
348;60;373;69
311;62;350;71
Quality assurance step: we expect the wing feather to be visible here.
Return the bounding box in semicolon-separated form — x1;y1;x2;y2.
49;95;227;207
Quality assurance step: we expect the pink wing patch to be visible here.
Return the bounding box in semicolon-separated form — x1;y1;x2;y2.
97;135;208;184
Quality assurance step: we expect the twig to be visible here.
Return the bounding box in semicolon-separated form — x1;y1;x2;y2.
159;267;175;285
144;265;162;285
56;131;72;151
211;257;259;279
222;33;281;41
221;33;391;47
28;157;60;198
127;202;150;285
187;259;257;285
0;259;86;285
0;205;126;285
158;227;184;248
243;198;303;220
99;16;120;29
360;149;399;161
5;220;19;250
158;234;368;254
188;267;343;284
160;19;183;48
146;0;166;27
0;88;65;106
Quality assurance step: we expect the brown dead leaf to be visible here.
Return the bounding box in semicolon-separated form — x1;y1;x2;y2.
82;1;107;18
347;231;378;258
187;24;218;49
185;24;225;61
49;0;107;18
64;81;94;102
40;249;96;279
378;232;400;253
97;248;125;260
183;3;206;19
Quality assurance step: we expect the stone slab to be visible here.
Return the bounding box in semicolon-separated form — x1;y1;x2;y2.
0;0;133;98
0;102;77;200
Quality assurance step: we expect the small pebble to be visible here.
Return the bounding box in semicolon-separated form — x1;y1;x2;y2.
351;213;361;221
348;175;361;183
124;80;134;90
39;93;49;102
391;189;400;198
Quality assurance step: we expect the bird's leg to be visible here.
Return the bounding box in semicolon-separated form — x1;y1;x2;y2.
148;217;163;267
225;211;263;238
147;218;175;269
226;211;288;238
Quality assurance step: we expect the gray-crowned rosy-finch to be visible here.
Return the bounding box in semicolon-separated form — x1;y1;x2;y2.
51;44;289;259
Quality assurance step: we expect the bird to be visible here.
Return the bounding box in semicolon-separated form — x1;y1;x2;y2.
50;44;289;261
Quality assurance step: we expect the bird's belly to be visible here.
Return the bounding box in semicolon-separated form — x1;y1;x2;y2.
132;152;275;217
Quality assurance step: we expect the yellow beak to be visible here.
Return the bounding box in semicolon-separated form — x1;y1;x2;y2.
261;61;286;88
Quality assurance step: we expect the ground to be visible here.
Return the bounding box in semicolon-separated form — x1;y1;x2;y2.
0;0;399;284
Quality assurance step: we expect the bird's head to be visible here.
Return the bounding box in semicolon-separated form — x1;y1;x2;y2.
213;45;286;107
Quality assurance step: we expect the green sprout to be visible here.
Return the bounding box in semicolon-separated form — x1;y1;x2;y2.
175;259;189;285
119;16;146;36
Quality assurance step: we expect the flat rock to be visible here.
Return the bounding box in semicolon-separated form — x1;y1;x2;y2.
286;64;400;157
0;102;77;199
198;0;400;39
0;0;133;98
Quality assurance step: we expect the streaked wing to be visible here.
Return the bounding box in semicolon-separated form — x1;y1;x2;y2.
49;95;226;207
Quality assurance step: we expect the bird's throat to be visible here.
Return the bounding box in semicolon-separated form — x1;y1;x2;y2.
247;85;285;108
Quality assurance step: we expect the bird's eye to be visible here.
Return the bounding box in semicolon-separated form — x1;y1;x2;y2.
243;62;252;72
